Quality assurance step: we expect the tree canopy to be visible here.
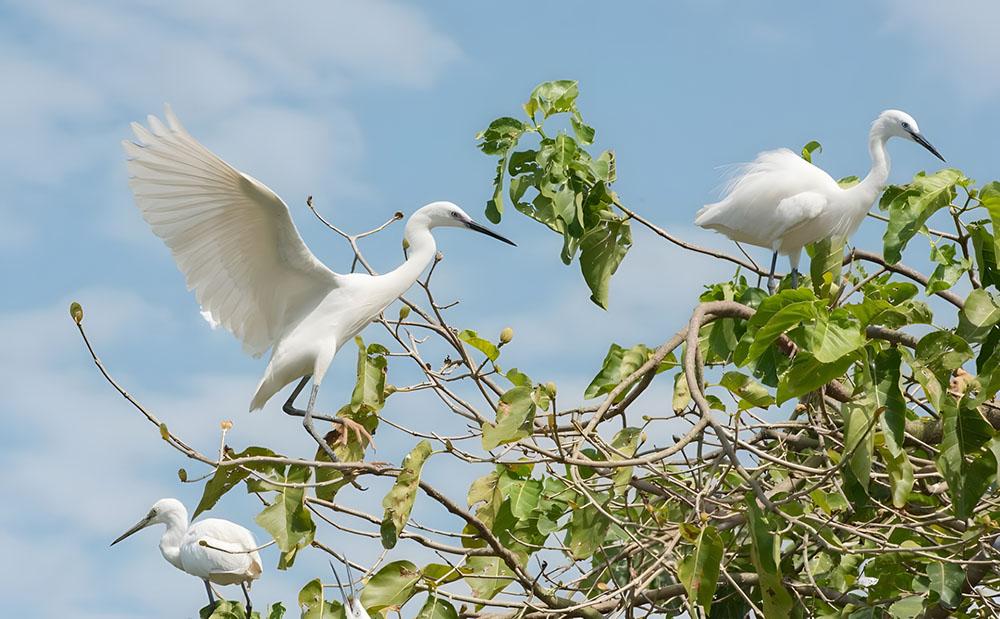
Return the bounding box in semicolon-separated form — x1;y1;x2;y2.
75;80;1000;618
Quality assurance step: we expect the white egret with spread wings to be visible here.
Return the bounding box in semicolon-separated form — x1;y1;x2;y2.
124;108;515;459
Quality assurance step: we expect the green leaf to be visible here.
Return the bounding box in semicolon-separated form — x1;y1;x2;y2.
497;474;542;519
678;526;723;613
570;114;595;144
254;465;315;569
926;243;970;294
843;366;876;491
467;470;500;507
874;348;913;506
298;579;340;619
202;600;262;619
415;595;459;619
737;288;814;349
524;80;579;119
566;503;610;559
476;116;527;155
361;560;421;612
800;140;822;163
609;427;643;494
719;371;774;410
969;221;1000;290
461;556;515;600
504;367;532;387
881;169;966;264
980;181;1000;269
745;497;794;618
350;338;388;414
926;561;964;609
938;397;997;519
486;153;508;224
482;387;537;450
958;289;1000;343
888;596;924;619
672;371;691;413
458;329;500;362
875;348;906;453
422;563;463;585
585;343;671;400
803;309;865;363
591;150;616;182
579;217;632;309
879;444;914;508
807;236;845;299
912;331;973;409
918;331;974;373
194;446;279;518
741;297;816;365
313;445;349;503
381;440;433;549
776;351;858;404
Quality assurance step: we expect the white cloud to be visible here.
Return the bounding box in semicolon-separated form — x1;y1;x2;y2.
0;0;461;250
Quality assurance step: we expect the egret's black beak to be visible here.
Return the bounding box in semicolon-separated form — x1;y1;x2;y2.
111;514;153;546
330;561;350;605
467;220;516;246
909;130;946;162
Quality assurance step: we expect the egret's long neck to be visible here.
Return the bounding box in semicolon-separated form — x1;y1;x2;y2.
851;130;891;208
158;511;188;571
377;217;437;302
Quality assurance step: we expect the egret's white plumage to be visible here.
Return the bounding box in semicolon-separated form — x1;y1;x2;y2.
111;498;262;610
124;107;514;456
695;109;944;291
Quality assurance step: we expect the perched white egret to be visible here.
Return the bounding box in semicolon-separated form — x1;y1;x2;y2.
124;107;515;459
695;109;945;293
331;561;371;619
111;498;262;614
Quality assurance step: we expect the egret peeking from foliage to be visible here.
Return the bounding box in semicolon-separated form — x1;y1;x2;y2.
331;561;370;619
695;110;945;293
111;498;263;614
124;107;515;459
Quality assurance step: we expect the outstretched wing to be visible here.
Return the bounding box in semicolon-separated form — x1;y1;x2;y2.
695;148;839;248
124;106;341;357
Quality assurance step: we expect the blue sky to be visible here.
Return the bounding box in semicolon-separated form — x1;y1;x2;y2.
3;1;999;616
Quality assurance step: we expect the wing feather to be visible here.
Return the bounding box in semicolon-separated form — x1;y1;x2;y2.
182;519;263;579
125;106;341;357
695;148;840;249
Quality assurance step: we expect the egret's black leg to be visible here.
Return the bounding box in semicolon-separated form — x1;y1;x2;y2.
284;375;375;450
282;376;337;423
303;383;339;462
767;252;779;294
791;269;800;289
241;582;253;617
204;580;216;606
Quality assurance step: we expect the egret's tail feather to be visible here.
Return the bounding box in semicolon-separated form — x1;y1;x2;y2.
249;375;279;412
694;202;723;228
